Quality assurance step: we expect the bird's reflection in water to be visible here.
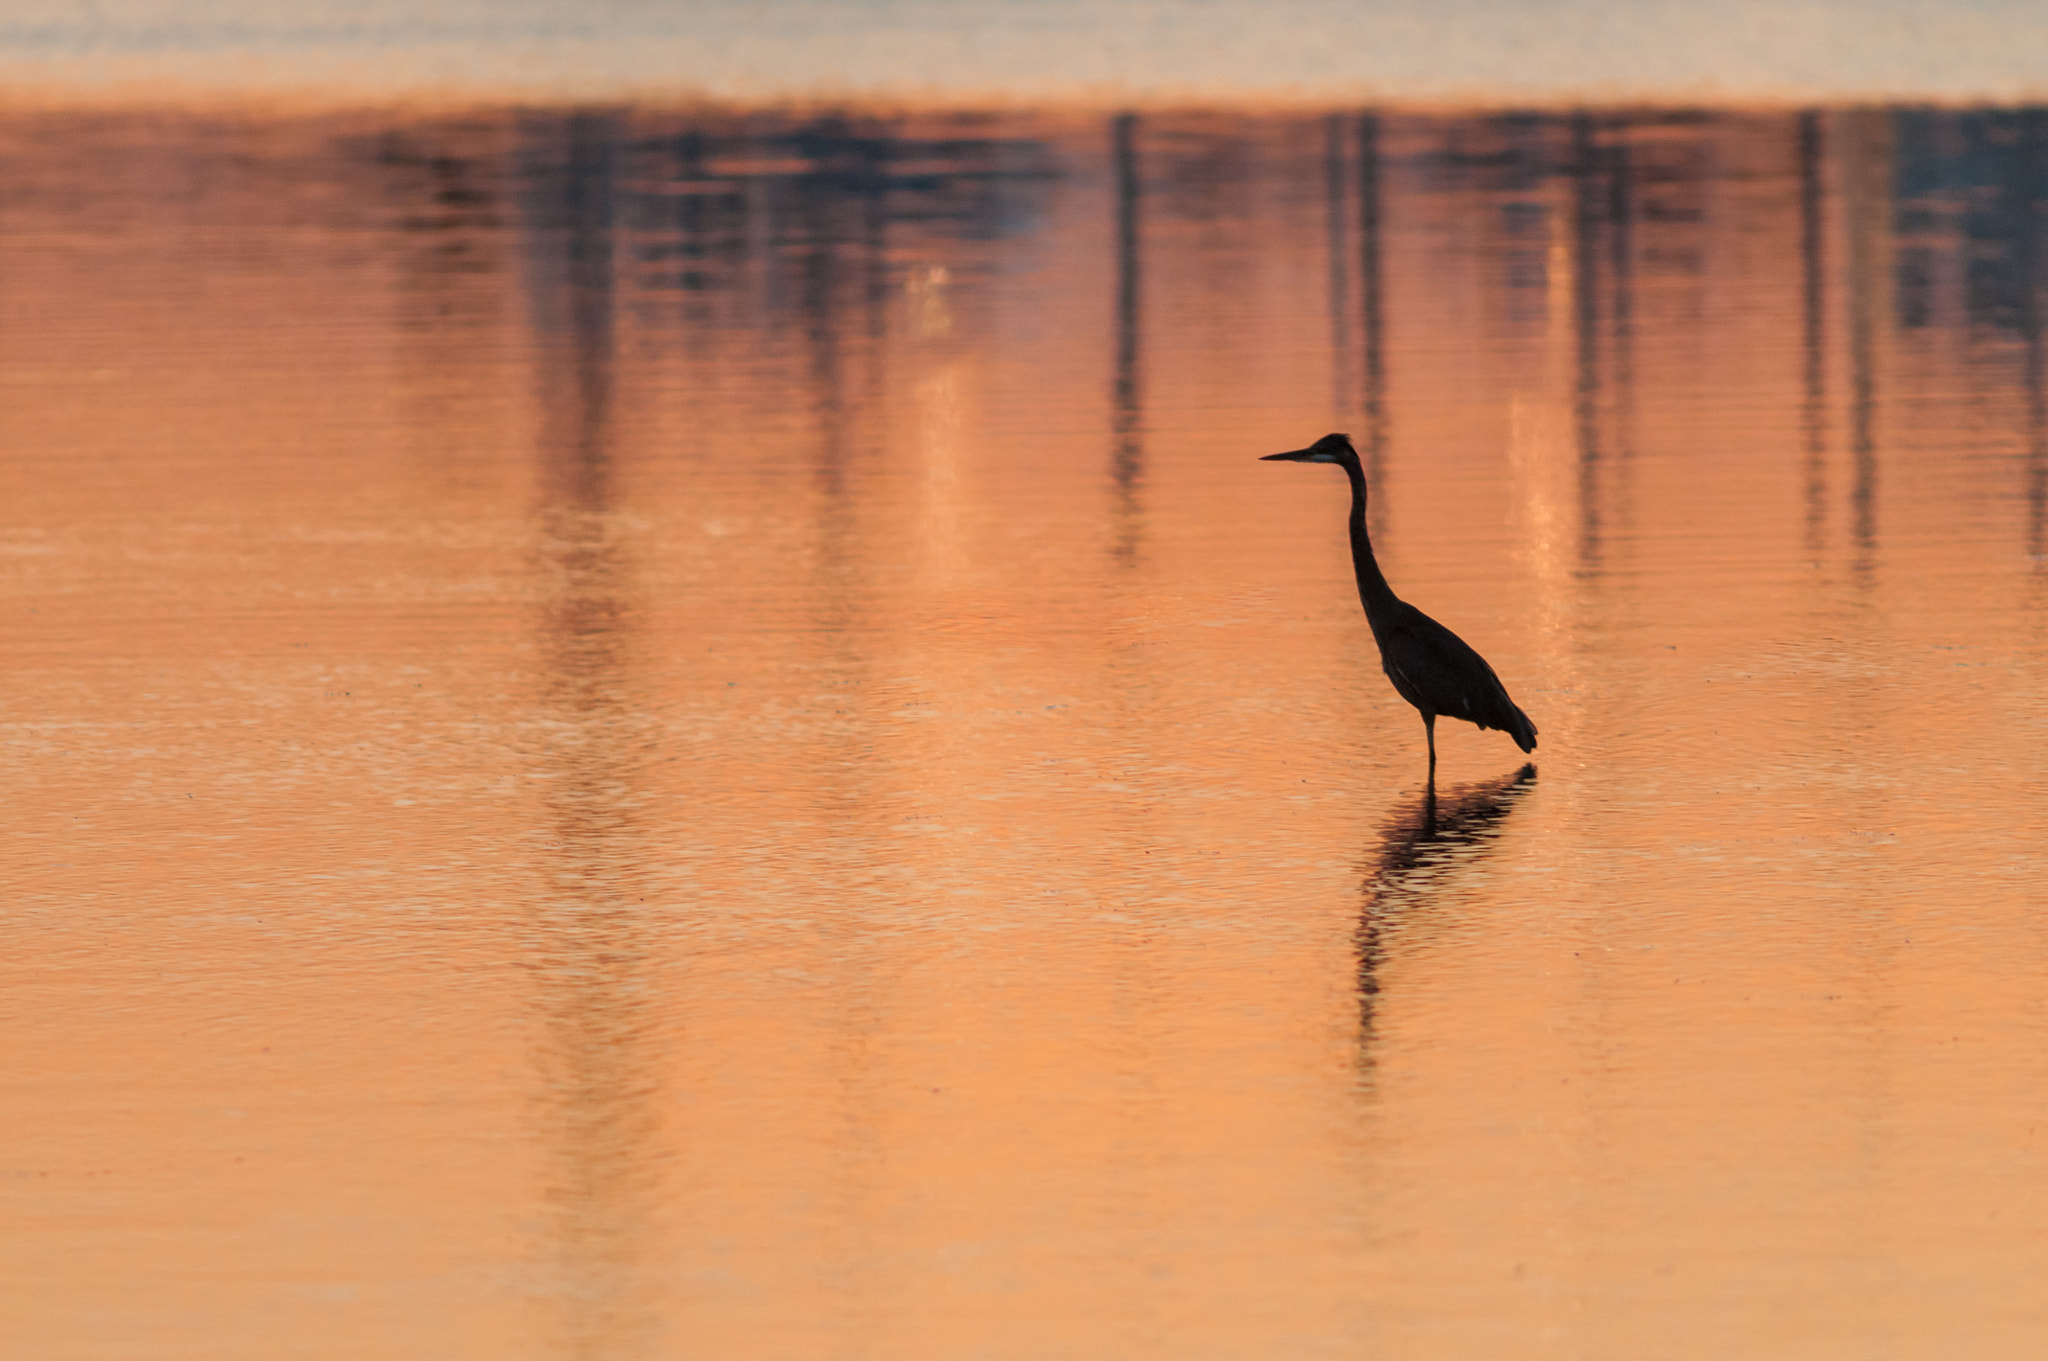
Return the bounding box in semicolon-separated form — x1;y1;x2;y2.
1358;765;1537;1064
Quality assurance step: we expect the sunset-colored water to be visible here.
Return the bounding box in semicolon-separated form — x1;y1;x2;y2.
4;104;2047;1358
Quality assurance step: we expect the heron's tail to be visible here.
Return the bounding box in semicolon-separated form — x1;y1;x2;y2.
1507;706;1538;754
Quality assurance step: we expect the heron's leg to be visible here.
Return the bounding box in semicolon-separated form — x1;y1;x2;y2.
1423;712;1437;786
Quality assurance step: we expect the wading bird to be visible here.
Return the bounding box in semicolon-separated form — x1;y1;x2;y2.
1262;433;1536;781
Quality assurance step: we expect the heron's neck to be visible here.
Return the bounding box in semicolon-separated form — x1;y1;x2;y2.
1344;460;1400;620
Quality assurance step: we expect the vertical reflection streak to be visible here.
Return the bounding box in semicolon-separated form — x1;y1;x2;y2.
1358;113;1389;494
2019;110;2048;563
1570;115;1604;571
376;124;510;492
800;167;849;506
1799;110;1831;557
1605;128;1637;550
522;110;659;1361
1111;112;1145;564
790;131;891;1351
1843;113;1889;580
1326;115;1353;423
557;116;616;510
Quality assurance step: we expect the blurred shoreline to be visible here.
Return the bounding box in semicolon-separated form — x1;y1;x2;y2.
3;0;2047;111
4;86;2048;117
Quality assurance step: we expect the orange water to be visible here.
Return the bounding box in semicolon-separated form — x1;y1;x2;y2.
3;106;2046;1359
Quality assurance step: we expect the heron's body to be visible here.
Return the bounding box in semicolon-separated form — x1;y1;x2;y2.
1263;432;1536;778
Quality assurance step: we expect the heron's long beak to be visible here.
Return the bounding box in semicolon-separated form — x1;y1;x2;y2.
1260;447;1316;461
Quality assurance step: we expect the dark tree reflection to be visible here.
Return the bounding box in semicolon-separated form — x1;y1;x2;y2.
1111;111;1146;565
518;110;662;1361
1359;112;1389;483
1799;109;1831;557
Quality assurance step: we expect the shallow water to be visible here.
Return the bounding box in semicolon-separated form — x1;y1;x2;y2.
3;105;2047;1359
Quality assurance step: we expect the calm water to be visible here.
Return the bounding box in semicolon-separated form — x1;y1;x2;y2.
4;105;2048;1358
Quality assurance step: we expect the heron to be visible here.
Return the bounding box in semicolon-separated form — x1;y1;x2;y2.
1262;432;1537;781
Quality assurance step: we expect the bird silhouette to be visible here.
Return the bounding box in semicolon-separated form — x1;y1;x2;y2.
1263;432;1536;781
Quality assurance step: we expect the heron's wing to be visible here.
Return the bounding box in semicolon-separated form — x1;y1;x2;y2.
1380;605;1537;745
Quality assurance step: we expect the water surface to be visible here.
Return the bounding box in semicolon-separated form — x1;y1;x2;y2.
3;104;2047;1359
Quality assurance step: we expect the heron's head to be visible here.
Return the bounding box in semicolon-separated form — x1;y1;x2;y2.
1260;432;1358;466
